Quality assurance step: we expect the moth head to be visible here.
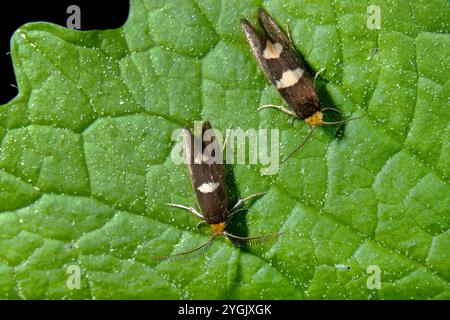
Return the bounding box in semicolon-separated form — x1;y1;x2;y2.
305;111;324;127
210;222;226;235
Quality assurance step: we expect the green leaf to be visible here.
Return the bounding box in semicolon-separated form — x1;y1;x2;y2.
0;0;449;299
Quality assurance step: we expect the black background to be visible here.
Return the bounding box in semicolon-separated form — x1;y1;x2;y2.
0;1;129;104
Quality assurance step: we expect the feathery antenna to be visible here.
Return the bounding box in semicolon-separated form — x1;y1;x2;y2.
153;235;216;262
224;231;282;248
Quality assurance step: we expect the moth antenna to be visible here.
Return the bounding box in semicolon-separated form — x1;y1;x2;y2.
153;235;216;262
224;231;282;248
322;114;365;125
280;126;316;164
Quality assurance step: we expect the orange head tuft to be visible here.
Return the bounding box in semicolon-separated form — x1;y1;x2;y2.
305;111;323;126
210;223;226;235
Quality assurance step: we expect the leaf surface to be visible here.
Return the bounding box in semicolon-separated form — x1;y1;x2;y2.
0;0;449;299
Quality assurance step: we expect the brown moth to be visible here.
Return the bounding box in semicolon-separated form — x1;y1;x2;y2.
241;8;362;162
155;121;281;261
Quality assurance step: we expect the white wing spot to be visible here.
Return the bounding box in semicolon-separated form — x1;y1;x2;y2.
276;67;304;89
263;41;283;59
197;182;220;194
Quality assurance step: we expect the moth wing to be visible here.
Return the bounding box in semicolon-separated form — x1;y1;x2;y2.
241;18;278;88
241;17;304;89
184;122;228;225
257;8;297;57
242;9;320;119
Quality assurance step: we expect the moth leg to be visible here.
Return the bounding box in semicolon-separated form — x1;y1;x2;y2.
258;104;298;119
166;203;204;220
196;221;209;230
230;192;266;212
227;207;248;220
313;68;326;86
322;114;365;125
321;107;341;114
288;116;296;126
320;108;365;125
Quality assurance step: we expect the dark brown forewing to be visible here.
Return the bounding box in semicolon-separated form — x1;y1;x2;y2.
241;18;298;90
184;122;227;224
278;79;320;119
258;9;320;118
241;19;275;87
242;9;320;119
257;8;296;56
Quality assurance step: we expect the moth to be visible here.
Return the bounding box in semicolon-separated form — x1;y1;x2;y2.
155;121;281;261
241;8;361;162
